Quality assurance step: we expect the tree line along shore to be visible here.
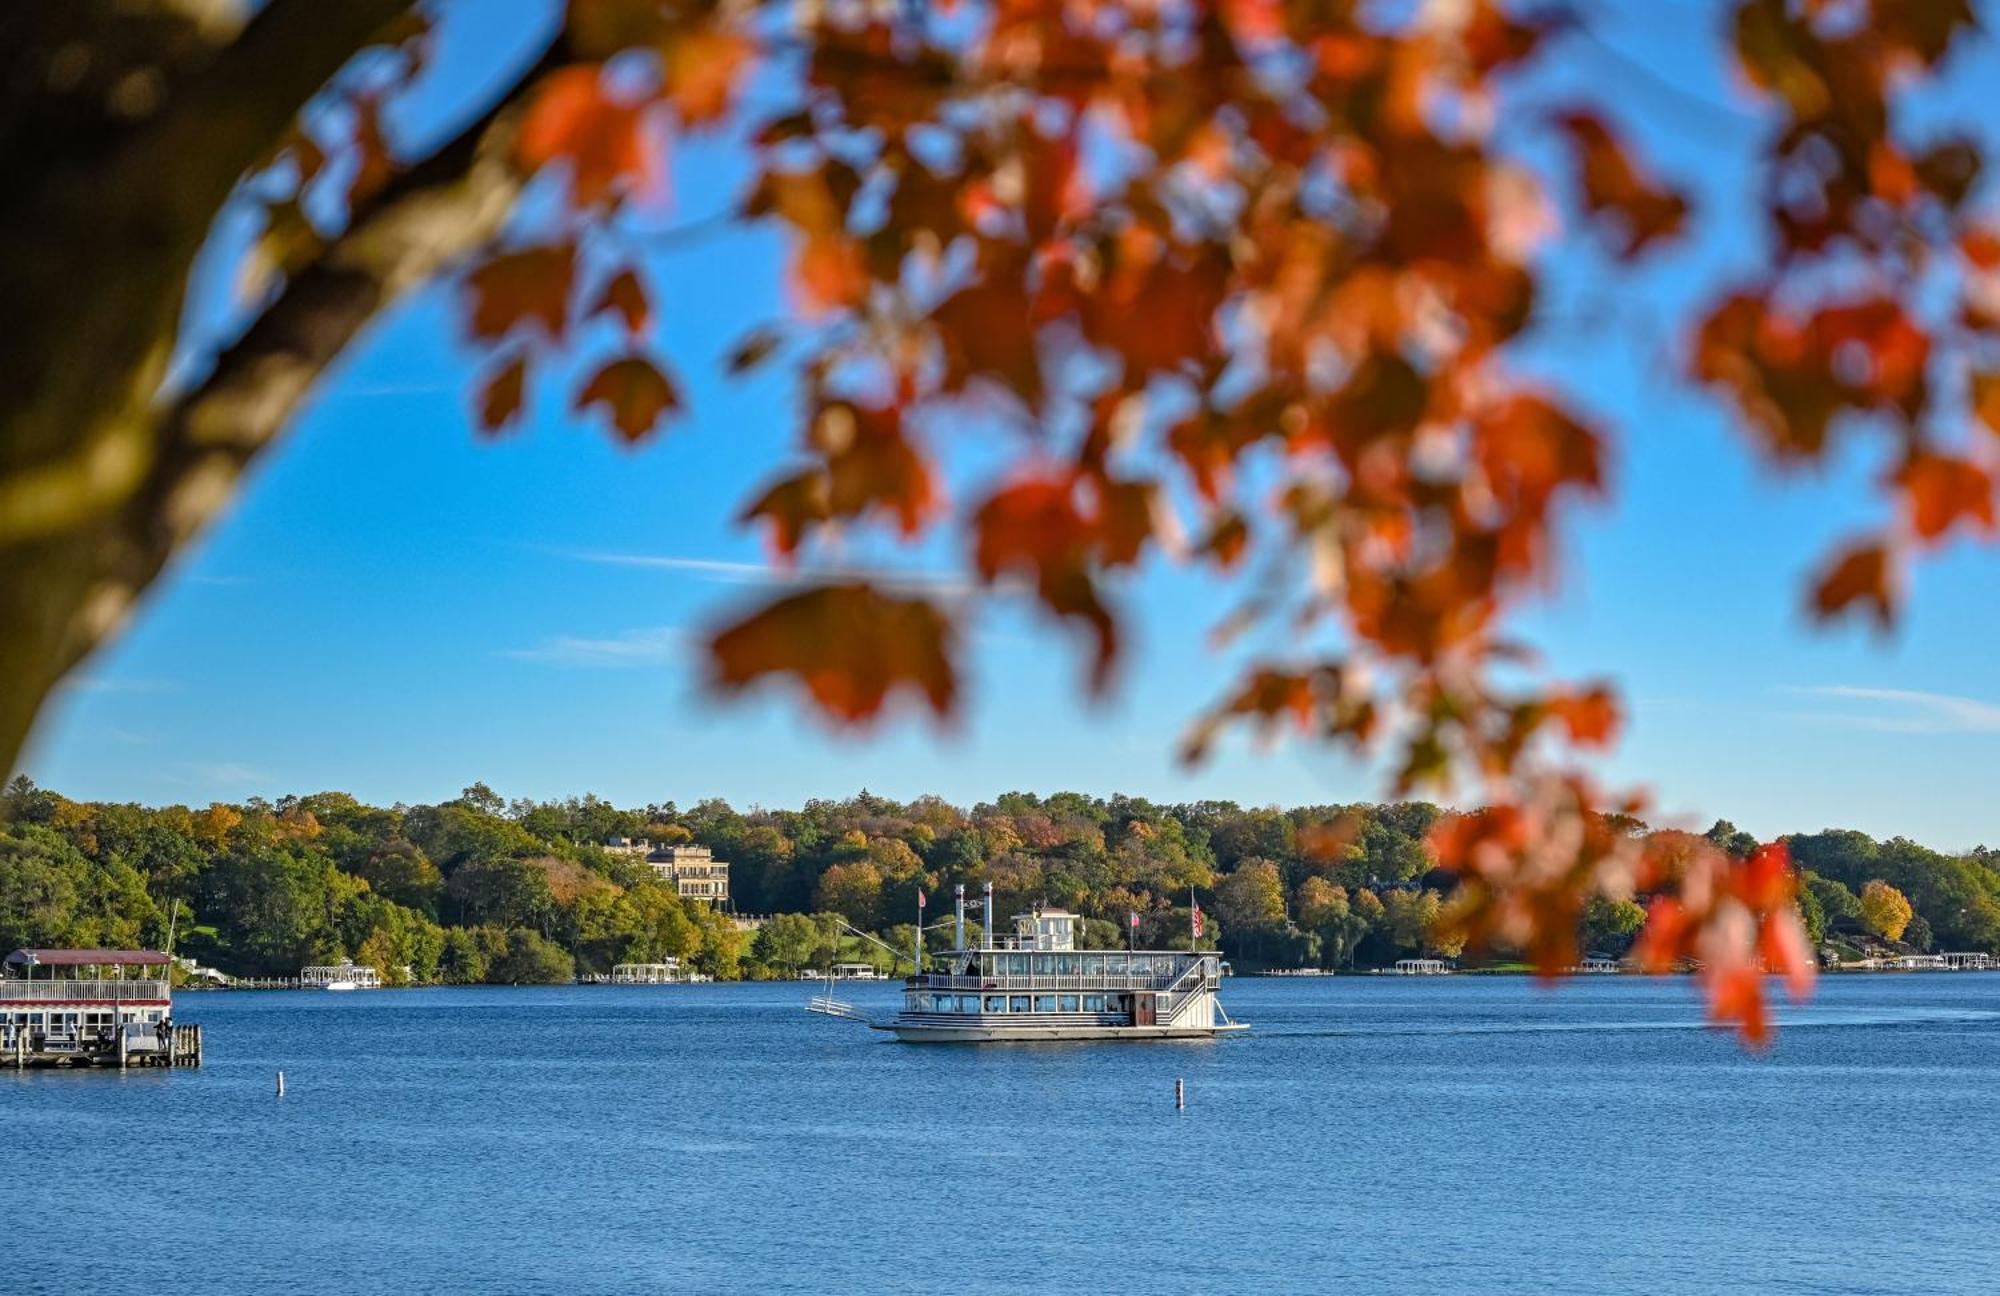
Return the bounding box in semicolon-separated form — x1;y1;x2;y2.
0;777;1987;985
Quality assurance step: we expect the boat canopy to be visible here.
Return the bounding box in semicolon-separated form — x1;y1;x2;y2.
5;949;172;968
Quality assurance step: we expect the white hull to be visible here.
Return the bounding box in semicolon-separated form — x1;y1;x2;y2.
874;1021;1249;1043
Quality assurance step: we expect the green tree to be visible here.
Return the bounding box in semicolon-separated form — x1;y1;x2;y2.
487;928;574;985
1579;895;1647;955
1383;890;1445;957
752;912;821;969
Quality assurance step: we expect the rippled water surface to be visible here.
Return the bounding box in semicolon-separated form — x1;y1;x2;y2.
5;974;1999;1294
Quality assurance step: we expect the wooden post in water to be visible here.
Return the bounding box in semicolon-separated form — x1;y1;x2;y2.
276;1070;285;1097
1176;1078;1185;1110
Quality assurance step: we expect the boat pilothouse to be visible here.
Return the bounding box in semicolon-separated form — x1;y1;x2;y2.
874;885;1247;1043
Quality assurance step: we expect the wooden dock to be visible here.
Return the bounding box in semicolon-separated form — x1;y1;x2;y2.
8;1022;199;1069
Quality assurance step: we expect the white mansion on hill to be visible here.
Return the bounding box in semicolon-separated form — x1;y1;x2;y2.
604;839;729;906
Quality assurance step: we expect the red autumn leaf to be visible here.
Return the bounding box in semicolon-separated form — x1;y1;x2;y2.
1553;110;1689;258
741;471;831;558
517;64;655;207
812;401;938;538
1896;451;1995;543
707;583;957;725
931;276;1041;407
573;354;680;444
973;476;1119;689
590;268;649;336
476;353;528;434
464;244;575;343
1808;540;1897;629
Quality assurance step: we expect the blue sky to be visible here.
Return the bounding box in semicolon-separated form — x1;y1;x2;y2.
20;2;2000;851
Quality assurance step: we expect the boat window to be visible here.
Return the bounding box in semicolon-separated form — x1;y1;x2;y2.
912;994;931;1012
1032;955;1053;976
1055;955;1077;976
1083;995;1105;1012
1081;955;1103;976
1009;996;1031;1013
1108;995;1126;1013
1034;995;1055;1012
1058;995;1079;1012
1106;954;1127;975
984;995;1004;1012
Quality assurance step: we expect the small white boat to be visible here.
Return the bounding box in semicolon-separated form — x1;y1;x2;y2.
323;980;358;992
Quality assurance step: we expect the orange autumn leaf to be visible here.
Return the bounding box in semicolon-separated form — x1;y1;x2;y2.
1548;685;1620;747
464;244;575;342
1896;452;1995;543
573;353;680;444
1969;370;2000;434
1705;964;1770;1047
707;583;957;725
661;28;753;126
793;234;868;316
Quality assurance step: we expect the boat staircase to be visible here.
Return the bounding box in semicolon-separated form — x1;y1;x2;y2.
1154;957;1217;1026
806;992;865;1021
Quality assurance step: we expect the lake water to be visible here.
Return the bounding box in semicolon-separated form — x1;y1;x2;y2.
4;974;1998;1294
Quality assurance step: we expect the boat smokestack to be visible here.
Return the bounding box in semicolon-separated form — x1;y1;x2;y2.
955;884;965;951
982;881;994;950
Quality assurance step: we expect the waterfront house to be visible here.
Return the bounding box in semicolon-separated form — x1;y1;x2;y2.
603;839;731;906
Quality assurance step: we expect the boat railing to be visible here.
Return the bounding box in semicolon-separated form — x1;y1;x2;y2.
915;972;1181;992
0;979;171;1002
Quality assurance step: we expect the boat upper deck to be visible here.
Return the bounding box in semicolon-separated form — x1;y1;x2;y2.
2;949;172;1004
915;950;1218;993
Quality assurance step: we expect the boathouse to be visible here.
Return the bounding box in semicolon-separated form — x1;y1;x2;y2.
2;949;200;1067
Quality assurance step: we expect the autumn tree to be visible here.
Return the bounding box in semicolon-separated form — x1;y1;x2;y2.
1213;858;1287;934
1859;879;1914;944
12;0;1993;1038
